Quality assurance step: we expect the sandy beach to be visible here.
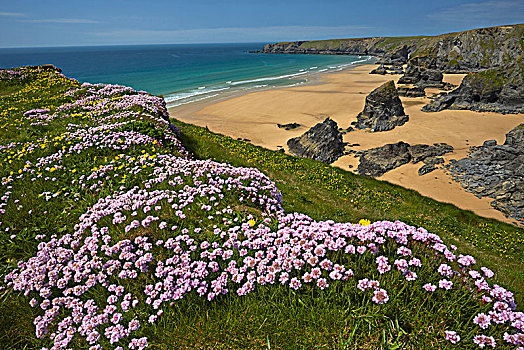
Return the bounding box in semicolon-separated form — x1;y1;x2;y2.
169;64;524;225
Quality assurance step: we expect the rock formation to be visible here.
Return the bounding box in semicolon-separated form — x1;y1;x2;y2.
277;123;301;130
397;86;425;97
423;58;524;114
357;142;411;176
370;65;388;75
354;81;409;132
409;143;454;163
357;142;454;177
287;118;345;163
397;58;448;88
446;124;524;223
370;65;404;75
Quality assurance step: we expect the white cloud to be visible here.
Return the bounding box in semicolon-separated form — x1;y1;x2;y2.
0;11;25;17
21;18;100;24
88;25;375;44
427;1;524;23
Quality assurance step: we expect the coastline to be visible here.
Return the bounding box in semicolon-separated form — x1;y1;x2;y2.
167;57;374;114
168;64;524;226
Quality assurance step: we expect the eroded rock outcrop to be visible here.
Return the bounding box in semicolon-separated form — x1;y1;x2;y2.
357;142;411;176
357;142;454;177
409;143;454;163
397;57;448;88
397;86;425;97
446;124;524;223
354;81;408;132
287;118;345;163
370;64;404;75
423;58;524;114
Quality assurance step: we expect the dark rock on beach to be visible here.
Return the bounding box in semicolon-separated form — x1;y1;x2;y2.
397;86;425;97
370;65;387;75
370;64;404;75
355;81;409;132
417;69;445;88
357;142;412;176
287;117;345;163
277;123;301;130
418;164;437;175
446;124;524;223
397;58;448;88
357;142;453;177
409;143;454;163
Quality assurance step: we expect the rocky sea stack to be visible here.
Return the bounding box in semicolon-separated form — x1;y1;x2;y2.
423;57;524;114
354;81;408;132
287;117;345;163
397;57;446;88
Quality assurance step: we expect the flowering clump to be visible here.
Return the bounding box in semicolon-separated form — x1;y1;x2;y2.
0;66;523;349
445;330;461;344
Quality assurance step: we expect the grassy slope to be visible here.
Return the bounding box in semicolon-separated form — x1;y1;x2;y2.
174;121;524;306
0;67;523;349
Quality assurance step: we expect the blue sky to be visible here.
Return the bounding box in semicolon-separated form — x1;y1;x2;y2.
0;0;523;48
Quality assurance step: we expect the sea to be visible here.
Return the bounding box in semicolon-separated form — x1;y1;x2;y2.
0;43;372;107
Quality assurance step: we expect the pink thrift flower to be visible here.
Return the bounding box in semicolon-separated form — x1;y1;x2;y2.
444;330;460;344
473;335;496;348
481;267;494;278
423;283;437;292
372;288;389;304
473;313;491;330
316;278;329;290
438;279;453;290
290;277;302;290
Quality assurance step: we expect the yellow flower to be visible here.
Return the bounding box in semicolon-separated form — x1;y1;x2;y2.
248;219;256;227
358;219;371;226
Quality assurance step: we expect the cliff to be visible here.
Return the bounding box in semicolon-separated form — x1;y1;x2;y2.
257;24;524;72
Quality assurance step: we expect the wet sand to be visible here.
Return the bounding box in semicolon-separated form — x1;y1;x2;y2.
169;64;524;225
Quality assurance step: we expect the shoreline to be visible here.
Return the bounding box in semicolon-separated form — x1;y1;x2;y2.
164;55;375;110
169;64;524;226
168;59;375;120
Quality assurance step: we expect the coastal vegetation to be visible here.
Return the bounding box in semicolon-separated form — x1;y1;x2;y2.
0;65;523;350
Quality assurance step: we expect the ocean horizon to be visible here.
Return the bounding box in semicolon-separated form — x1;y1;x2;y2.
0;43;372;107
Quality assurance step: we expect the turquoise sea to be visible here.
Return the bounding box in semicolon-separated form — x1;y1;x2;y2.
0;43;371;107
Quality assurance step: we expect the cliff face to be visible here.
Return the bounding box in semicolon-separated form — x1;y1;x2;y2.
259;24;524;72
260;37;417;65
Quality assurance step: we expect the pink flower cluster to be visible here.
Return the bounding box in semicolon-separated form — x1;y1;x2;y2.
2;75;523;350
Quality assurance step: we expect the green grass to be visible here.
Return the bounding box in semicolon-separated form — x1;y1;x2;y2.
1;66;523;350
